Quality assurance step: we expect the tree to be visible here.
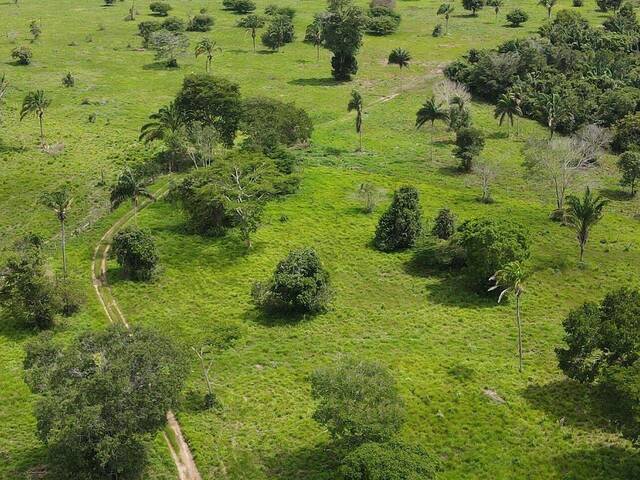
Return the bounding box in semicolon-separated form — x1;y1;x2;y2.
11;46;32;65
618;151;640;196
506;8;529;27
139;101;185;172
112;228;159;280
538;0;558;18
40;188;72;276
486;0;503;21
110;167;155;219
538;92;567;139
612;113;640;153
454;127;485;172
238;14;265;51
347;90;364;151
340;442;437;480
473;158;498;203
149;1;172;16
494;92;522;135
194;38;221;73
432;208;455;240
322;0;367;81
252;248;333;313
20;90;51;144
387;47;411;90
261;14;295;51
148;30;189;67
23;325;189;479
437;3;455;34
565;187;608;262
416;96;448;160
374;186;422;252
305;14;326;60
187;14;215;32
462;0;485;16
489;261;526;372
311;357;405;446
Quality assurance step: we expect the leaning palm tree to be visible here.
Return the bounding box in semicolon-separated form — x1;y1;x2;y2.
238;14;265;52
194;38;221;73
110;167;155;221
565;187;608;263
416;96;448;160
437;3;455;35
20;90;51;143
40;187;73;276
494;93;522;135
347;90;364;152
388;48;411;90
538;0;557;18
489;261;526;372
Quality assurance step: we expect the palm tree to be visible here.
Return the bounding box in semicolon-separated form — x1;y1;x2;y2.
110;167;155;220
139;101;185;171
20;90;51;143
565;187;608;263
437;3;455;35
538;0;557;18
40;187;73;276
494;93;522;135
347;90;364;152
539;93;564;139
388;48;411;90
305;18;324;61
194;38;221;73
489;261;526;372
487;0;504;22
416;96;448;160
238;14;265;52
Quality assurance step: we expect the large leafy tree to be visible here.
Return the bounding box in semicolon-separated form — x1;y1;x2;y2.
20;89;51;143
194;38;221;73
347;90;364;151
322;0;367;81
374;186;422;252
23;325;189;479
39;188;73;276
237;14;265;51
565;186;608;262
416;96;448;160
489;261;526;372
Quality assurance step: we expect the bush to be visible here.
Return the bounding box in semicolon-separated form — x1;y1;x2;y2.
412;234;466;271
252;248;332;314
150;1;172;16
597;88;640;127
261;14;295;50
366;6;401;35
61;72;75;87
612;113;640;153
112;227;159;281
597;0;622;12
618;151;640;196
11;46;32;65
506;8;529;26
463;0;485;15
232;0;257;14
162;16;186;31
340;442;437;480
374;186;422;252
311;358;405;446
573;0;583;6
187;14;214;31
455;127;485;172
432;208;455;240
454;218;530;291
138;20;162;46
264;4;296;18
432;23;444;37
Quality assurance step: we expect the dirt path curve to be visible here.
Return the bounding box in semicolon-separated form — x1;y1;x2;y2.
91;183;202;480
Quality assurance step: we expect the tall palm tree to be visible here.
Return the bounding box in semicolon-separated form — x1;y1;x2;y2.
494;93;522;135
437;3;455;35
194;38;221;73
388;48;411;90
139;101;185;171
40;187;73;276
305;18;324;61
110;167;155;220
565;187;608;262
539;93;564;139
489;261;526;372
416;96;448;160
20;90;51;143
238;14;265;52
347;90;364;152
538;0;557;18
487;0;504;22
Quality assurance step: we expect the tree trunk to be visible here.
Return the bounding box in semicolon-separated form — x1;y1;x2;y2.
358;128;362;152
430;122;435;161
316;44;320;61
516;295;523;372
39;114;44;142
60;220;67;277
579;243;585;262
252;31;256;52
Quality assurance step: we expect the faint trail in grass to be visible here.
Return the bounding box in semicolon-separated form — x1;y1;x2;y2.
91;182;202;480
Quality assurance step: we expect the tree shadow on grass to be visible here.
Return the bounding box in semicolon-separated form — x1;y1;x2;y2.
265;442;341;480
553;446;640;480
436;164;463;177
0;311;37;341
288;77;341;87
243;305;315;328
600;188;634;202
142;61;179;71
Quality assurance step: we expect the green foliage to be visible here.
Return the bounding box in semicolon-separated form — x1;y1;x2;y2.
23;324;189;479
174;74;242;147
462;0;485;15
454;127;485;171
322;0;367;80
432;23;444;36
597;0;623;12
264;4;296;18
387;47;411;69
432;208;455;240
223;0;256;14
148;30;189;67
310;357;405;446
455;218;530;291
61;72;75;87
252;248;332;313
11;46;32;65
506;8;529;26
149;1;172;16
112;227;159;281
137;20;162;46
340;442;437;480
612;113;640;153
617;151;640;195
366;6;401;35
187;14;215;31
374;186;422;252
573;0;583;5
161;16;186;31
565;187;608;262
261;14;295;50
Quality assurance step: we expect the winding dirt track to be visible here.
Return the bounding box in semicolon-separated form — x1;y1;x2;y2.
91;184;202;480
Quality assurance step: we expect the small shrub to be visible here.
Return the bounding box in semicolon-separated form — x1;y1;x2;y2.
61;72;75;87
455;127;485;172
506;8;529;27
366;6;401;35
112;227;159;281
261;15;295;50
252;248;332;314
618;151;640;196
138;20;162;46
340;442;437;480
311;358;405;446
162;16;186;32
432;23;444;37
432;208;455;240
187;14;214;31
374;186;422;251
573;0;583;6
149;1;172;16
264;4;295;18
230;0;257;14
11;46;32;65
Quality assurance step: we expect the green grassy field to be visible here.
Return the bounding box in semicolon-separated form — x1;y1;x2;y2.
2;0;640;478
